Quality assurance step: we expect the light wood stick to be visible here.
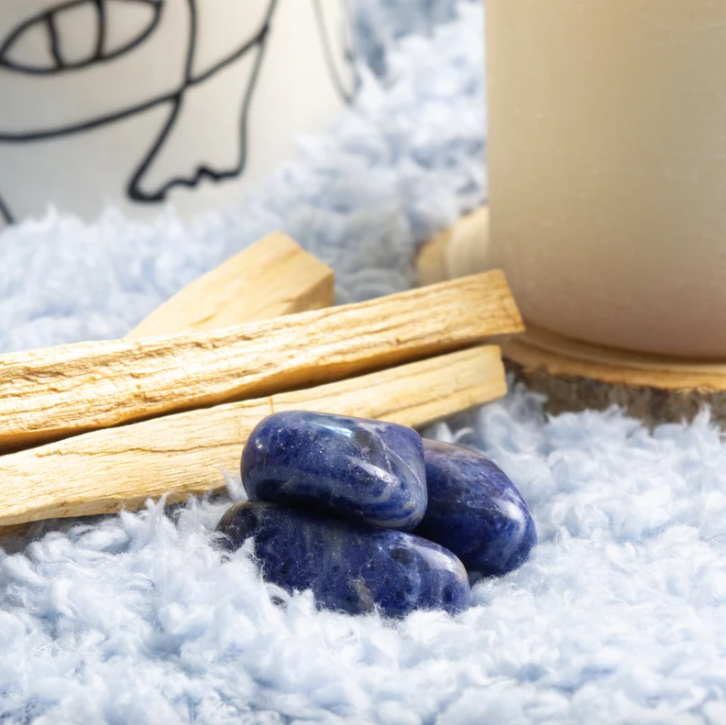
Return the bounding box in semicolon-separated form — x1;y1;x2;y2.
0;271;522;452
126;232;334;339
0;346;505;527
1;233;335;539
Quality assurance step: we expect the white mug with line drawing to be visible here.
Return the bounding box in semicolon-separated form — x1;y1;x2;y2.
0;0;356;227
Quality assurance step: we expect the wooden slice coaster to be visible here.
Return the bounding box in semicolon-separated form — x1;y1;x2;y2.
417;206;490;287
417;207;726;425
504;324;726;425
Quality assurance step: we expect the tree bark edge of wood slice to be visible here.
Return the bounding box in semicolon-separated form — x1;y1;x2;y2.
505;324;726;426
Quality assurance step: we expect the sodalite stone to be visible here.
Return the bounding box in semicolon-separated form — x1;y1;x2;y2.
241;411;427;531
217;501;471;617
414;440;537;578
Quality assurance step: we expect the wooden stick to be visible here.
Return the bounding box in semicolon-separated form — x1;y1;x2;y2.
1;233;334;539
0;346;506;527
126;232;334;339
0;271;522;452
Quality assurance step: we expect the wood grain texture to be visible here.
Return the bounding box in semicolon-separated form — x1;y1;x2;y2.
126;232;335;339
0;233;333;539
0;346;506;527
504;324;726;425
0;271;522;451
505;324;726;392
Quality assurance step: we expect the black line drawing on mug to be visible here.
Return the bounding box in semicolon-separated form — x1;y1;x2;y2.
0;0;357;225
0;0;164;76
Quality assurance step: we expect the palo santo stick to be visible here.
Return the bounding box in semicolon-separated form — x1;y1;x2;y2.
0;234;334;540
126;232;334;339
0;271;522;451
0;346;505;527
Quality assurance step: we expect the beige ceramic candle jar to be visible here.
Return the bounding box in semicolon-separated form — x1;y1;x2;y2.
486;0;726;358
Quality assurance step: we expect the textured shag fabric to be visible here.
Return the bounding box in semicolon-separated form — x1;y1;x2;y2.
2;3;726;723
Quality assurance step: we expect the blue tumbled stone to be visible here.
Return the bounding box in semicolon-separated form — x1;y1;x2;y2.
217;501;471;617
241;411;427;531
414;440;537;578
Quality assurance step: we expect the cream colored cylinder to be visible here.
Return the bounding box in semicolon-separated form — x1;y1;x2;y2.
487;0;726;358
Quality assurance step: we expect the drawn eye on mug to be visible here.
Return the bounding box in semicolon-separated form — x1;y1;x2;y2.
0;0;357;225
0;0;162;74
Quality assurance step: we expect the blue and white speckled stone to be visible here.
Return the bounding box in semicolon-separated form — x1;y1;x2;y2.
241;411;427;531
414;440;537;578
217;501;471;617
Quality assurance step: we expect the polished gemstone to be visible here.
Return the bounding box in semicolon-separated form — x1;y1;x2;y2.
241;411;427;531
217;501;471;617
414;440;537;578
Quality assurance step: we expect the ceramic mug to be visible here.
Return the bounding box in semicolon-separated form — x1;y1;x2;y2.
0;0;356;227
486;0;726;358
